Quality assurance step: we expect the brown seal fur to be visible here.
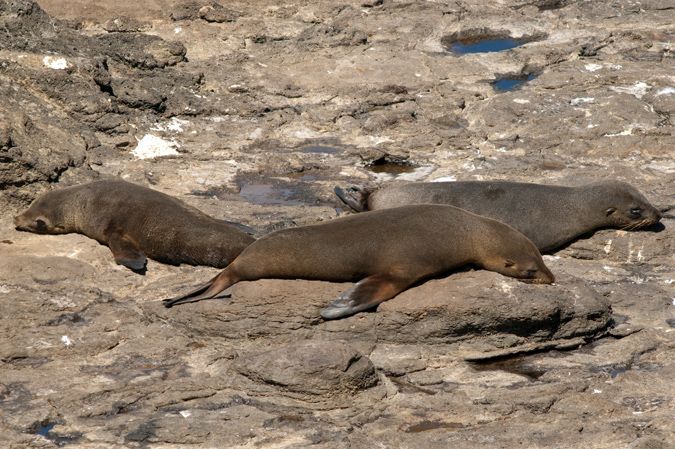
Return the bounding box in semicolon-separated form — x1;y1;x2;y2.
335;180;662;252
14;179;256;272
163;204;555;320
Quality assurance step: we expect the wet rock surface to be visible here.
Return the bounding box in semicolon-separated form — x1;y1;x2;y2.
0;0;673;447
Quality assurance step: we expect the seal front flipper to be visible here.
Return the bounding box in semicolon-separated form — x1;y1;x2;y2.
320;275;412;320
107;232;147;272
334;186;369;212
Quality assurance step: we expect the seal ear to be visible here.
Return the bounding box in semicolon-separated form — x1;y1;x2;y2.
504;259;515;268
605;207;616;216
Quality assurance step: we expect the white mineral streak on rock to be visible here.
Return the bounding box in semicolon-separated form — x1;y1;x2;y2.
61;335;73;346
369;135;393;145
655;87;675;96
248;127;263;140
397;165;435;181
603;240;612;254
132;135;180;159
291;127;322;139
610;81;650;99
151;117;189;133
570;97;594;106
42;56;69;69
584;63;602;72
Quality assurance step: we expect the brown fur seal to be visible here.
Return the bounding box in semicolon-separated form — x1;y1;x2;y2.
14;180;256;272
335;180;662;252
163;204;555;320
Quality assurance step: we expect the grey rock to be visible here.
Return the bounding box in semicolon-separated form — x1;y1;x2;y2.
235;340;378;396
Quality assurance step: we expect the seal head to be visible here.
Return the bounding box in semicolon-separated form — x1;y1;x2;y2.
14;188;78;234
595;181;662;230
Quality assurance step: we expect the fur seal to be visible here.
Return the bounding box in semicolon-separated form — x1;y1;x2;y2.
163;204;555;320
14;179;256;272
335;180;662;252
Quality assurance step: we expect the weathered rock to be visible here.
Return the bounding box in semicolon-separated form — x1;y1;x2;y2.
102;16;149;33
234;340;378;396
150;270;611;353
0;0;673;447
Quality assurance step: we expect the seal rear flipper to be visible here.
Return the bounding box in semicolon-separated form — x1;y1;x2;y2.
320;274;412;320
107;232;147;272
163;270;236;308
334;186;369;212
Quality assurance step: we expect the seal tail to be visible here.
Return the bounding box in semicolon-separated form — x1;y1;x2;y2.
163;271;236;307
333;185;370;212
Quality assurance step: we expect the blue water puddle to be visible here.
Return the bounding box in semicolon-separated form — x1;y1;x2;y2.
37;423;55;436
492;74;537;91
449;38;523;54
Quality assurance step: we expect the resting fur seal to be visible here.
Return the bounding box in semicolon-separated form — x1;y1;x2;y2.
335;180;662;252
14;180;256;272
163;204;555;320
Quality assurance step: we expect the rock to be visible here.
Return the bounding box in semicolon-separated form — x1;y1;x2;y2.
234;340;378;396
102;16;149;33
199;4;239;23
0;0;673;446
152;271;611;354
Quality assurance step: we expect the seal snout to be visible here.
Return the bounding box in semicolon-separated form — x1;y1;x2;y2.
13;213;31;231
525;265;555;285
536;270;555;284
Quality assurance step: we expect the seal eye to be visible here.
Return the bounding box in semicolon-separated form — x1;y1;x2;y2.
525;269;538;277
629;208;642;218
504;259;515;268
605;207;617;216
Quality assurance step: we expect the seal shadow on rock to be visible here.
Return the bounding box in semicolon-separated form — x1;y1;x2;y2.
14;179;256;273
334;180;663;253
164;204;555;320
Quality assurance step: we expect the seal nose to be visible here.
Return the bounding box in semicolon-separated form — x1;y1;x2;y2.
537;266;555;284
13;214;25;229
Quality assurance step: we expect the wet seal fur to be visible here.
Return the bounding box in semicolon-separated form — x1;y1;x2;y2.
163;204;555;320
14;179;256;272
335;180;662;252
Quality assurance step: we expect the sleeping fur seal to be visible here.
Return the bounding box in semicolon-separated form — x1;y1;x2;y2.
14;179;256;272
163;204;555;319
334;180;662;252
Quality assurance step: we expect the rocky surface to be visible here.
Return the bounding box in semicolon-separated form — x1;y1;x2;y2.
0;0;673;447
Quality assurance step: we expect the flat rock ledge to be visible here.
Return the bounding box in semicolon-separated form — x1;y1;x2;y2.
148;270;612;354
